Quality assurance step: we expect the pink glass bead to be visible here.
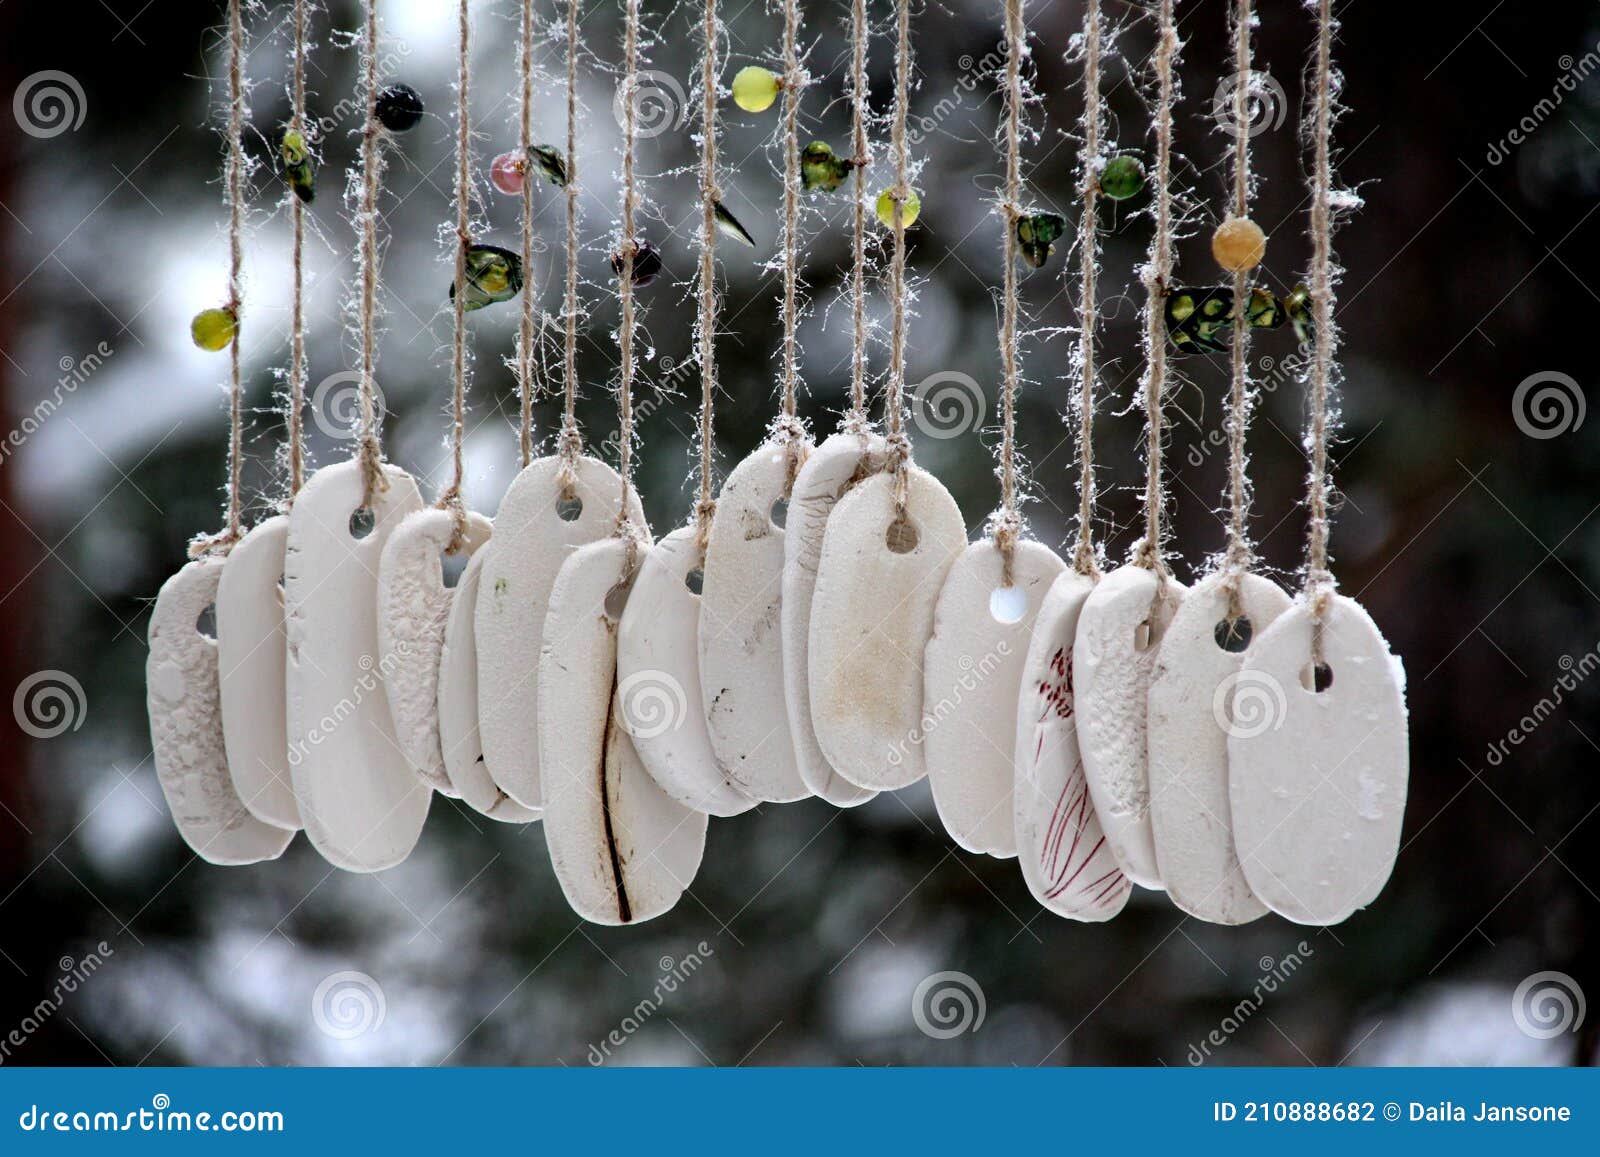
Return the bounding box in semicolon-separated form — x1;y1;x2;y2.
490;151;526;196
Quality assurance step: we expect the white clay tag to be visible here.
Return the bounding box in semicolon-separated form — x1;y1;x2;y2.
924;539;1064;857
147;556;294;865
1147;571;1289;924
377;506;492;793
698;440;812;803
618;525;755;817
1012;571;1130;920
540;536;708;925
1073;563;1187;889
1229;594;1409;925
438;541;539;822
476;455;644;810
781;430;885;807
810;466;967;791
216;514;299;831
285;459;431;872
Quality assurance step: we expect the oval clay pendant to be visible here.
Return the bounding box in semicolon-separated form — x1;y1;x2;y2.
924;538;1064;857
1229;594;1409;926
1147;570;1289;924
1012;570;1130;920
619;526;755;818
809;466;967;791
781;429;885;807
476;455;643;811
1073;563;1187;890
148;556;295;864
215;514;299;831
540;536;708;925
285;459;430;872
699;440;813;804
437;541;539;823
377;507;492;793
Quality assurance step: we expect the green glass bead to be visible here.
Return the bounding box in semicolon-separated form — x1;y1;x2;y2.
280;128;315;204
530;145;569;188
191;306;237;352
1016;212;1067;268
801;141;854;193
450;244;524;311
875;187;920;229
1284;284;1314;347
1100;154;1146;201
732;66;780;113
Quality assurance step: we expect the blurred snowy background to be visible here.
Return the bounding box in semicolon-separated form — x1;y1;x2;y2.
0;0;1597;1066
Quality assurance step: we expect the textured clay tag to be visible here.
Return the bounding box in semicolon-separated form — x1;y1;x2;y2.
618;525;755;817
781;429;885;807
285;459;431;872
377;506;492;793
438;541;539;822
148;556;294;864
1147;571;1289;924
924;539;1064;857
215;514;299;831
1073;563;1187;889
1012;571;1130;921
699;440;812;803
810;466;967;790
539;536;708;925
476;455;643;810
1229;594;1409;925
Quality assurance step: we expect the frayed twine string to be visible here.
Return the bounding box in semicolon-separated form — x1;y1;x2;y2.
1222;0;1255;620
1305;0;1339;660
992;0;1028;587
516;0;539;469
774;0;810;496
884;0;914;513
842;0;872;436
556;0;584;495
438;0;474;554
286;0;308;503
1071;0;1103;579
615;0;643;566
355;0;390;508
693;0;721;558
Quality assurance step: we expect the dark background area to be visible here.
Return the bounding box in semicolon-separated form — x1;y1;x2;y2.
0;0;1596;1065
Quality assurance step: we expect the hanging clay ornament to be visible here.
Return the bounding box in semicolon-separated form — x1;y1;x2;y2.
539;536;708;925
215;514;299;831
475;455;645;812
1013;571;1130;920
1147;571;1288;924
781;430;885;806
376;506;492;793
924;539;1064;857
1228;595;1409;925
285;459;431;872
147;556;294;864
1073;563;1187;889
698;440;813;804
437;541;538;822
618;526;755;817
810;467;967;790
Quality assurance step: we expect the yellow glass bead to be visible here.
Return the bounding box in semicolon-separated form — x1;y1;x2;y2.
732;66;780;113
190;306;237;352
875;187;920;229
1212;216;1267;272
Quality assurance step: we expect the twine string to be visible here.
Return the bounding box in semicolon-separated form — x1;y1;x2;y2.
440;0;473;551
993;0;1026;585
1223;0;1255;618
844;0;871;432
774;0;808;486
516;0;538;468
286;0;308;500
1072;0;1103;578
616;0;642;552
1134;0;1176;578
356;0;389;506
1306;0;1338;655
693;0;720;555
885;0;913;511
557;0;584;485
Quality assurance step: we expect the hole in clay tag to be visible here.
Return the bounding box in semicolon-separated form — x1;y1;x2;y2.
989;585;1027;625
769;497;789;529
684;567;704;596
1214;616;1253;652
1133;620;1154;652
603;581;630;621
349;506;376;539
557;494;584;522
1300;662;1334;693
195;603;217;640
885;515;919;554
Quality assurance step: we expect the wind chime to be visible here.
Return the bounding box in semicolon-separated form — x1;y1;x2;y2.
152;0;1408;930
